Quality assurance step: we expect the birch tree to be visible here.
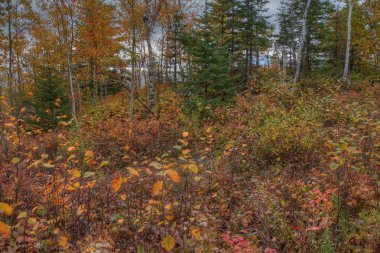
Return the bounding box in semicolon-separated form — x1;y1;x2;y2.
54;0;77;119
293;0;312;85
343;0;353;89
143;0;160;109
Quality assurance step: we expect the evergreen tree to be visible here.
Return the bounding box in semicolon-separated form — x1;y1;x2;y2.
181;2;235;106
237;0;271;83
32;67;69;130
276;0;335;81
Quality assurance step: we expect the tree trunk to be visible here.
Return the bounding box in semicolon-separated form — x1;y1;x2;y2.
144;0;155;109
131;25;136;120
174;18;178;86
343;0;353;89
68;1;77;119
294;0;312;86
67;51;76;118
0;96;9;158
7;0;13;106
282;47;287;82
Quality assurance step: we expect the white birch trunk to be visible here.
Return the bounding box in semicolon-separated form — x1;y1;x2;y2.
343;0;353;89
144;0;155;109
293;0;312;86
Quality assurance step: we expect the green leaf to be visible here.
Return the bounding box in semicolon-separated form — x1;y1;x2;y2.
98;161;109;169
83;171;95;178
173;145;182;150
329;163;339;170
27;217;37;225
17;211;28;219
150;161;162;170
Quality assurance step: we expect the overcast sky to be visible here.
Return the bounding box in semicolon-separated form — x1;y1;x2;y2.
268;0;282;17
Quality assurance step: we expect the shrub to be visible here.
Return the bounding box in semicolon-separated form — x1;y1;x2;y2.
252;110;324;172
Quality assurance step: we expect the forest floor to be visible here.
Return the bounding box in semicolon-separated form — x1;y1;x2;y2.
0;81;380;252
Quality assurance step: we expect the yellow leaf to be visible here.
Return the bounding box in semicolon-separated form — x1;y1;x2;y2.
188;164;198;174
191;227;201;240
71;169;81;178
194;176;202;181
67;155;76;161
0;221;11;237
161;235;175;252
182;132;189;138
42;163;55;168
152;181;163;196
206;127;212;133
112;177;123;192
166;169;181;183
11;157;20;164
127;167;139;176
124;145;130;151
0;203;13;216
182;149;191;155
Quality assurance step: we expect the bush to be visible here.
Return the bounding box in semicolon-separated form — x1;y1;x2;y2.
251;107;324;173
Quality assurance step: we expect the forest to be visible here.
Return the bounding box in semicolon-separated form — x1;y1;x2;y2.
0;0;379;252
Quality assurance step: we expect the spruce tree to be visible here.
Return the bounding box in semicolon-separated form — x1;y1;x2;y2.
32;68;69;130
181;1;235;107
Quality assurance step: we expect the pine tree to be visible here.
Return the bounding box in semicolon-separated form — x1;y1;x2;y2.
32;67;69;130
181;2;235;106
237;0;271;83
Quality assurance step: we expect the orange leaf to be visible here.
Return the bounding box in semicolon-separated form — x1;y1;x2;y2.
67;146;76;152
85;150;94;160
76;205;87;216
152;181;163;196
58;236;68;248
166;169;181;183
0;221;11;237
305;226;320;231
165;215;174;221
0;203;13;216
112;177;123;192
